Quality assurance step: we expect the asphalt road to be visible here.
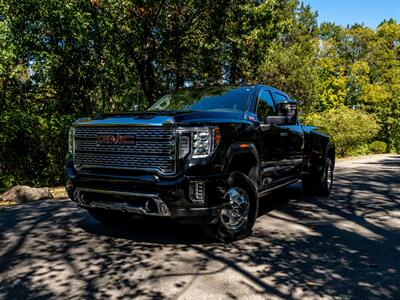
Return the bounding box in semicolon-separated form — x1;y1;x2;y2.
1;154;399;300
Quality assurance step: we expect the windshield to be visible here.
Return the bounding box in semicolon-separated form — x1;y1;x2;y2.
147;86;253;112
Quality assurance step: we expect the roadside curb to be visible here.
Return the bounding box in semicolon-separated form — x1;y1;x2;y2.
337;153;395;162
50;187;68;199
0;186;68;207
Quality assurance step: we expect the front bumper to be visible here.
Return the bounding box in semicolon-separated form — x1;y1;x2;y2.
65;155;227;223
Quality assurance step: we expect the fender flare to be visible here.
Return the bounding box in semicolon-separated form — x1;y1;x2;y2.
308;141;335;178
224;143;261;189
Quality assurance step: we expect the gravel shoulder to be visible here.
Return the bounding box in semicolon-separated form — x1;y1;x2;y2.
0;154;399;299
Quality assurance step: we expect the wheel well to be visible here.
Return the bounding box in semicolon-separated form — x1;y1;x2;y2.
227;153;259;186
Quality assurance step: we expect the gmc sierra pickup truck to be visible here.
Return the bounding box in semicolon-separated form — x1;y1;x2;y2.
66;84;335;241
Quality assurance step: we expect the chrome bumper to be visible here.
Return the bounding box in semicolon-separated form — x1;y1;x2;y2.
74;188;171;217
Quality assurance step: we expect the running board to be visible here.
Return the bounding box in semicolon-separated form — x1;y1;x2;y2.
257;177;299;198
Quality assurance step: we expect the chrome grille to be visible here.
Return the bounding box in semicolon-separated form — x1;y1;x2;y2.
74;126;176;174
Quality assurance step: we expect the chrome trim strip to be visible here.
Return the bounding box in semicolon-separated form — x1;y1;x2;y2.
75;116;176;127
76;188;158;198
74;163;176;177
257;177;299;198
75;188;171;216
77;123;175;127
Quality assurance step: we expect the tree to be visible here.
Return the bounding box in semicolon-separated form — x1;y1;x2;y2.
316;20;400;151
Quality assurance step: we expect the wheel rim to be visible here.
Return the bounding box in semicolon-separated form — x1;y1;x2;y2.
220;187;250;230
327;162;333;191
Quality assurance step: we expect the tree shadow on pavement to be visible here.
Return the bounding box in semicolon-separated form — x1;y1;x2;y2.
0;155;399;299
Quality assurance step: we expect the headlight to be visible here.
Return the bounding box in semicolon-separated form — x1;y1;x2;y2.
192;128;212;158
178;127;221;159
68;127;75;154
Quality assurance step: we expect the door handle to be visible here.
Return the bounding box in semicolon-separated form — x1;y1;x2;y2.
280;132;288;137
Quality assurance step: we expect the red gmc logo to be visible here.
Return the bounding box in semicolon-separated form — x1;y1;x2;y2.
96;135;136;145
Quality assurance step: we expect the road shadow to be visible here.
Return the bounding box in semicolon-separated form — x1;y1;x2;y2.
78;216;216;245
78;185;291;246
0;155;399;299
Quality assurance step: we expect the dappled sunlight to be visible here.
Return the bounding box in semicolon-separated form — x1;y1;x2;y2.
332;219;385;241
0;155;399;299
257;211;323;237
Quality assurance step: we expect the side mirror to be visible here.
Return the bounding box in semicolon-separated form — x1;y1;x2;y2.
263;103;297;126
276;101;298;125
264;115;289;125
277;102;297;116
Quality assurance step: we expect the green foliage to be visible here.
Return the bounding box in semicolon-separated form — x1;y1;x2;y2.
0;110;75;191
240;1;321;110
303;106;381;157
369;141;388;154
256;40;320;112
347;144;371;157
318;20;400;152
316;57;348;110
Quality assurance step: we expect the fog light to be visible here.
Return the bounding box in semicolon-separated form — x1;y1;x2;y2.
189;181;206;204
160;203;170;216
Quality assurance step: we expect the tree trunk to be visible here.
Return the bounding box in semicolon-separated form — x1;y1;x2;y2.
174;47;184;90
145;61;157;104
135;59;157;106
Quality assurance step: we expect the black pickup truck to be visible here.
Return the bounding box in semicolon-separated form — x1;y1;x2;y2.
66;85;335;241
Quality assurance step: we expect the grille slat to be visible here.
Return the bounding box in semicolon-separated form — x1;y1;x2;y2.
75;127;174;139
75;140;174;155
74;126;176;174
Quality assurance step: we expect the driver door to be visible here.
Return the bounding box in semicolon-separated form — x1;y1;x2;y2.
256;90;289;189
272;92;305;179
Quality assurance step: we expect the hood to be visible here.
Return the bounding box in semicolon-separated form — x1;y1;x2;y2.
75;110;246;127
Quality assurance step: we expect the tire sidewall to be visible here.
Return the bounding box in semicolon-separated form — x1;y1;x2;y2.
321;157;333;196
216;172;258;242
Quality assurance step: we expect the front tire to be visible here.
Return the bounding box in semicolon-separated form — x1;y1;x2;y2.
205;172;258;242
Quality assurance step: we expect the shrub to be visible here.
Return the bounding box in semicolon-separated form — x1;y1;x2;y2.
347;144;371;157
369;141;387;154
302;106;380;157
0;110;75;192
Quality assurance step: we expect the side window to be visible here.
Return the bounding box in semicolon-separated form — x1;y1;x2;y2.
272;92;288;103
257;90;275;121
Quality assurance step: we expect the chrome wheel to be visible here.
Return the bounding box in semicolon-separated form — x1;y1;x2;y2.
220;187;250;231
327;161;333;191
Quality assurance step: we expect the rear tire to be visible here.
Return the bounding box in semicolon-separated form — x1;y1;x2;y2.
204;172;258;242
302;157;333;196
